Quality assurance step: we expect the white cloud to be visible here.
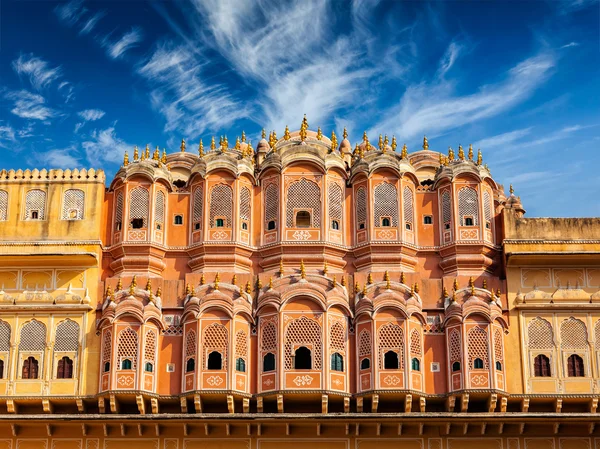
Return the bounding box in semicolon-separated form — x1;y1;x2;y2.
12;54;62;90
0;123;16;149
473;128;532;150
54;0;86;26
80;11;105;35
81;126;134;165
37;147;81;167
105;27;143;60
436;42;462;78
6;90;58;121
560;41;580;49
78;109;105;121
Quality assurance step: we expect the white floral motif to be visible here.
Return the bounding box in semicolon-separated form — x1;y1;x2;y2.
237;378;244;387
292;230;311;240
206;375;224;386
263;378;274;387
117;375;134;387
377;230;395;240
471;374;488;387
293;375;313;386
211;230;229;240
383;375;401;386
333;378;343;387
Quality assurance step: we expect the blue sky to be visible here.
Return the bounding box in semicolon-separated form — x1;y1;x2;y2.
0;0;598;217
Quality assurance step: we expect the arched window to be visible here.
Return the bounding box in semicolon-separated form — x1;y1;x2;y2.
185;330;197;373
144;330;156;378
295;210;311;227
381;217;391;227
374;182;398;228
236;357;246;372
267;220;276;230
104;361;110;372
62;189;85;220
473;358;484;369
331;352;344;372
384;350;399;369
19;320;46;352
114;192;123;231
264;183;278;231
403;186;414;231
0;360;4;379
496;361;502;371
209;184;233;228
129;188;149;229
121;359;132;370
356;186;367;230
285;316;322;370
458;187;479;227
360;358;370;370
452;361;461;372
411;357;420;371
54;320;80;352
239;186;251;228
145;362;153;373
423;215;433;225
22;356;39;379
528;317;554;350
294;346;312;369
192;185;203;230
467;327;489;369
328;182;343;230
331;220;339;230
0;190;8;221
441;190;452;230
117;327;138;370
448;328;462;372
24;189;46;220
174;214;183;225
207;351;222;370
286;179;321;228
186;358;195;373
57;356;73;379
155;192;166;232
0;321;11;378
534;354;551;377
263;353;275;372
567;354;585;377
483;190;492;230
102;330;112;375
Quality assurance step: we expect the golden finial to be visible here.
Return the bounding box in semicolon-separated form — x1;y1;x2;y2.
378;134;384;151
148;289;154;302
180;138;186;152
116;278;122;291
190;285;196;296
299;115;308;141
198;274;205;286
153;146;160;161
470;283;475;296
386;276;391;290
235;137;241;151
123;151;129;166
423;135;429;150
247;141;254;158
448;146;455;160
354;281;360;293
330;130;338;153
484;163;489;170
214;272;220;290
362;283;367;296
257;276;263;289
367;272;373;285
482;279;488;289
458;144;465;160
133;145;139;161
401;143;408;159
332;275;337;287
452;290;457;302
439;152;444;166
279;260;284;277
198;139;204;156
211;136;216;151
363;131;368;142
284;125;290;140
241;131;246;142
477;149;482;165
468;277;474;288
384;271;390;282
145;144;150;159
509;184;514;195
468;144;474;161
384;135;389;148
232;274;237;287
443;286;448;298
156;287;162;298
129;275;137;295
300;260;306;279
268;276;273;290
496;288;501;297
323;261;328;275
343;127;348;139
186;283;191;295
414;283;420;294
453;278;459;291
245;280;252;294
410;284;414;295
400;272;406;284
261;129;266;139
316;127;323;140
443;155;449;166
161;149;167;164
222;136;228;151
269;131;277;149
341;276;346;287
391;136;397;152
105;285;113;298
146;278;152;292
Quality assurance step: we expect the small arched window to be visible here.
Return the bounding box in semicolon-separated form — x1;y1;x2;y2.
495;361;502;371
121;359;132;370
263;353;275;372
104;361;110;373
22;356;39;379
473;358;484;369
236;357;246;372
294;346;312;369
174;215;183;225
452;361;461;372
215;218;224;228
465;217;474;227
533;354;551;377
383;351;399;370
331;220;339;230
381;217;391;227
267;220;276;230
330;352;344;372
241;221;248;230
145;362;153;373
411;357;420;371
423;215;433;225
567;354;584;377
186;358;195;373
360;358;370;370
295;211;311;228
57;356;74;379
207;351;222;370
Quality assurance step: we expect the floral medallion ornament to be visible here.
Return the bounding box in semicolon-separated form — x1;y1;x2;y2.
293;375;313;386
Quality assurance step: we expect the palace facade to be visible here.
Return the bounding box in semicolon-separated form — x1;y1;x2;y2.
0;124;598;449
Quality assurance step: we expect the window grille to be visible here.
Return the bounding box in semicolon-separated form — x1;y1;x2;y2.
441;191;452;226
115;192;123;230
493;328;503;363
403;186;414;229
240;187;251;222
193;186;203;227
62;189;85;220
235;330;248;364
285;179;321;227
102;330;112;365
458;187;479;226
185;330;197;360
595;321;600;351
155;191;165;226
356;186;367;228
410;329;422;357
467;327;489;369
528;317;554;349
328;183;343;228
329;322;345;352
144;330;157;369
534;354;551;377
202;323;228;367
264;184;278;225
19;320;46;351
117;327;138;370
54;320;79;351
261;321;277;352
483;190;492;225
373;182;398;227
567;354;585;377
358;330;371;357
209;185;233;228
24;189;46;220
448;328;461;363
0;190;8;221
378;323;404;369
0;320;10;351
284;316;322;370
560;317;587;348
129;188;149;228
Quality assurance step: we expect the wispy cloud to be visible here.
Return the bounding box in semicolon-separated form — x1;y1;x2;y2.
521;124;591;147
80;11;105;35
0;123;16;149
560;41;580;49
78;109;105;121
473;127;532;149
6;90;58;121
81;126;133;165
12;54;62;90
105;27;143;60
36;147;81;167
54;0;87;26
558;0;599;14
436;42;462;78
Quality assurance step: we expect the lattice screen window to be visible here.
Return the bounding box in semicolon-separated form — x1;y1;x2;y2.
264;184;278;226
403;186;414;230
129;188;150;228
117;327;139;370
61;189;85;220
144;330;157;367
328;182;343;229
102;330;112;365
494;328;503;363
0;320;11;351
53;320;79;351
235;330;248;360
448;328;462;363
378;323;405;369
285;179;321;227
373;182;398;227
483;190;492;228
528;317;554;349
185;330;197;361
209;185;233;228
193;186;203;228
155;191;165;227
202;323;228;367
239;187;251;222
441;191;452;227
284;316;322;370
467;327;489;369
356;186;367;228
458;187;479;226
24;189;46;220
329;322;345;352
410;329;422;356
19;320;46;350
115;192;123;230
261;321;277;352
595;321;600;351
0;190;8;221
560;317;588;348
358;330;371;357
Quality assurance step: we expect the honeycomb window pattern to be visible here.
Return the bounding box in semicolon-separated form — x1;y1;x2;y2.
285;178;321;227
484;190;492;224
202;323;228;368
24;189;46;220
61;189;85;220
448;328;462;363
494;328;503;363
528;317;554;350
377;323;405;369
458;187;479;226
358;330;371;357
239;186;251;222
19;320;46;351
114;192;123;230
441;190;452;226
329;322;345;352
373;182;398;228
264;184;278;225
410;329;422;357
102;330;112;365
117;327;139;370
129;188;150;228
209;184;233;228
403;186;414;229
155;191;165;226
0;320;11;351
595;321;600;351
193;186;203;226
185;330;197;361
355;186;367;227
260;321;277;352
0;190;8;221
328;182;343;227
235;330;248;360
144;330;157;367
53;320;80;351
284;316;322;370
560;317;588;349
467;327;489;369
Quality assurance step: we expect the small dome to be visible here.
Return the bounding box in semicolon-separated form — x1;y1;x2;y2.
257;138;269;152
339;138;351;153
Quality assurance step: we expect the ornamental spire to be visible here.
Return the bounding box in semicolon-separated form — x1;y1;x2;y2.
458;144;465;160
477;148;482;165
133;145;139;161
401;143;408;159
509;184;514;195
161;148;167;164
241;131;246;142
153;146;160;161
299;115;308;141
343;127;348;139
423;135;429;150
145;144;150;159
300;260;306;279
123;151;129;166
448;146;455;160
235;136;241;151
391;136;397;152
180;138;186;152
468;144;474;161
211;136;216;151
330;130;338;153
261;128;266;139
378;134;384;151
316;127;323;140
269;131;277;149
198;139;204;156
284;125;291;140
214;273;220;290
